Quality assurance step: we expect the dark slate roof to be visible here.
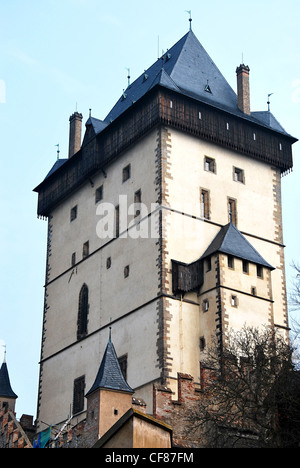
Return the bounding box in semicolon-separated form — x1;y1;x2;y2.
201;223;274;269
103;30;293;138
85;116;109;135
251;111;288;134
0;361;18;399
105;31;238;123
86;336;134;397
43;159;68;180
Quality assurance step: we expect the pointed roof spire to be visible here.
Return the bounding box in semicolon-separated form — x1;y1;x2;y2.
86;333;134;397
0;352;18;399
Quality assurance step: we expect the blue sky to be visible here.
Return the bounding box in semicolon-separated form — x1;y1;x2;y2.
0;0;299;419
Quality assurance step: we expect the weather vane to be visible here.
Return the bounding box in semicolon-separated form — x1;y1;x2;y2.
185;10;192;31
55;143;60;160
267;93;274;112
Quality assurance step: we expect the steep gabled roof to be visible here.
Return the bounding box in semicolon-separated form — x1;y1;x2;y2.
103;30;294;140
105;31;238;123
201;223;274;269
86;335;134;397
0;361;18;399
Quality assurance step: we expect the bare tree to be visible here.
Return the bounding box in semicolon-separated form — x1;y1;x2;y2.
185;326;300;448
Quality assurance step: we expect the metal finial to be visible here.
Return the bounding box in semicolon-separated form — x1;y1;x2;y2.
126;68;131;87
55;144;60;160
89;108;92;117
185;10;192;31
267;93;274;112
109;318;112;341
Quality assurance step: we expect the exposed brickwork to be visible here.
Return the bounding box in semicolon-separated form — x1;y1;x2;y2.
153;373;202;447
0;406;33;448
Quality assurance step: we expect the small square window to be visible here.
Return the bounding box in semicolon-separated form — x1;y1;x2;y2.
95;185;103;203
122;164;131;182
70;205;77;222
233;167;244;183
204;156;216;173
124;265;130;278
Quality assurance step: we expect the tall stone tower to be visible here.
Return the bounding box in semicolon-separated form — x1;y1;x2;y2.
34;30;297;433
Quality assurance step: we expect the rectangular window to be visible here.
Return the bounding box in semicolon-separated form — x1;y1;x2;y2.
228;198;237;226
95;185;103;203
228;255;234;269
242;260;249;274
73;376;85;415
71;252;76;266
204;156;216;173
70;205;77;222
202;299;209;312
231;295;238;307
233;167;244;183
200;189;210;219
134;189;142;217
257;265;263;279
82;241;89;258
200;337;206;351
122;164;131;182
124;265;130;278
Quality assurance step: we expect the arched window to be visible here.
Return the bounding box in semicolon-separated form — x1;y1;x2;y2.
77;284;89;340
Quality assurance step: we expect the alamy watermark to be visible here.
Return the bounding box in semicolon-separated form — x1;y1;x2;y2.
95;195;206;241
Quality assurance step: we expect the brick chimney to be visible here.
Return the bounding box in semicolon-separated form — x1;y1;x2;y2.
68;111;83;158
236;64;250;115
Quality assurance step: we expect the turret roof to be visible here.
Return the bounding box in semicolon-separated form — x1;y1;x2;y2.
86;334;134;397
0;360;18;399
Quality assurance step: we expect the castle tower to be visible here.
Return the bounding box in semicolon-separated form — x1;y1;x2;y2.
33;30;297;433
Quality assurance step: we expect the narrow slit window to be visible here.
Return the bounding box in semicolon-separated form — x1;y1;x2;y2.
257;265;263;279
95;185;103;203
122;164;131;182
242;260;249;274
202;299;209;312
115;205;120;238
134;189;142;217
200;189;210;219
228;198;237;226
70;205;77;222
82;241;89;258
